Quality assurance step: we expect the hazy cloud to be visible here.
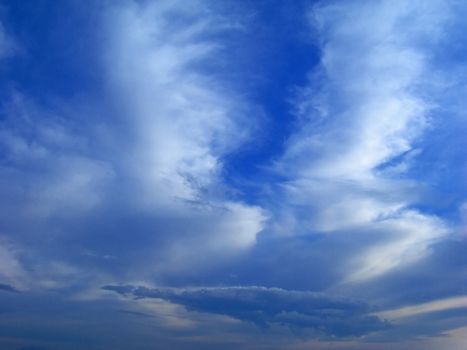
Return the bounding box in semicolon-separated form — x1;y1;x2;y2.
104;284;389;337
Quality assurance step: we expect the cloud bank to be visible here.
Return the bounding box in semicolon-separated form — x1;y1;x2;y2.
103;284;389;337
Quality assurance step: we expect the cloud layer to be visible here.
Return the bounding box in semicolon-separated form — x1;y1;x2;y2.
103;284;389;337
0;0;465;349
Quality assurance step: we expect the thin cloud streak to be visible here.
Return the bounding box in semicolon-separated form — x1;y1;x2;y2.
377;295;467;320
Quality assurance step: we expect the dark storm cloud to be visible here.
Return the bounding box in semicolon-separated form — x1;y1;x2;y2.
103;285;389;337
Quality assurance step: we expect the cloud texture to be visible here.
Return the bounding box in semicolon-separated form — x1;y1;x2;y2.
0;0;465;349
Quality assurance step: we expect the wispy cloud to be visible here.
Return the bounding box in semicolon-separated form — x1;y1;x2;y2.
377;295;467;320
273;0;454;282
0;0;465;348
0;0;266;288
101;0;256;207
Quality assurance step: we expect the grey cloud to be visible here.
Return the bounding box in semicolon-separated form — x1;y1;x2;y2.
116;309;154;318
103;285;389;337
0;283;19;293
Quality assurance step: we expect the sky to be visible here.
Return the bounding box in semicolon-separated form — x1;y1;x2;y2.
0;0;466;349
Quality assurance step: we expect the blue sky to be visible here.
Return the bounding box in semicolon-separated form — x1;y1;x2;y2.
0;0;466;349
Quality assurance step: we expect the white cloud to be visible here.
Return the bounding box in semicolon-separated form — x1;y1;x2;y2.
345;211;447;282
102;0;255;208
95;0;267;268
0;0;266;283
274;0;453;281
95;3;266;277
377;295;467;320
155;202;266;275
